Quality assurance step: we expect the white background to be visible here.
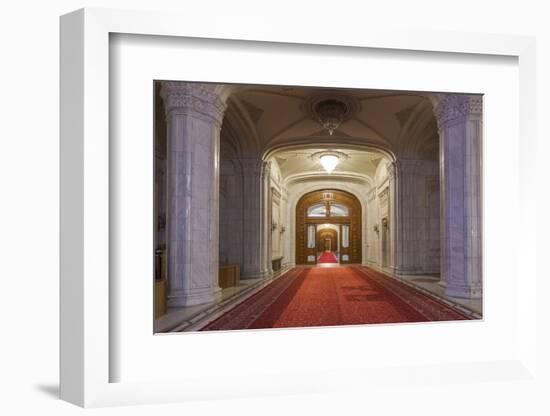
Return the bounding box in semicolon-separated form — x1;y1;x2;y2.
112;33;520;383
1;1;549;415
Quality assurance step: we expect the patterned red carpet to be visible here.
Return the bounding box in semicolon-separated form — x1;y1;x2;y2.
318;251;338;263
201;266;472;331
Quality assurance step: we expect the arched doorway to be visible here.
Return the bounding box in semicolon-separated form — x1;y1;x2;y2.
295;189;362;265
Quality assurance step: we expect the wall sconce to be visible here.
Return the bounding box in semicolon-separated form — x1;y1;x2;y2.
381;218;389;229
271;222;278;232
373;224;379;234
280;225;286;233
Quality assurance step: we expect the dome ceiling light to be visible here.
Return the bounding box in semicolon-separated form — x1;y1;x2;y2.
314;99;348;136
320;154;339;173
311;150;349;174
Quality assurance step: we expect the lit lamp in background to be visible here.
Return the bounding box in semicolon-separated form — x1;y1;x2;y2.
319;154;339;173
311;150;349;174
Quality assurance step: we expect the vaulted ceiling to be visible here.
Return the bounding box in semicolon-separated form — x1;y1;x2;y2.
219;84;440;186
220;84;439;163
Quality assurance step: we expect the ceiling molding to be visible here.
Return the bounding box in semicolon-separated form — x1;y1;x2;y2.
284;171;373;187
263;139;396;161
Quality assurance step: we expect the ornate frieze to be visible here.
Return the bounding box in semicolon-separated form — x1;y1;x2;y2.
160;81;227;127
434;94;482;130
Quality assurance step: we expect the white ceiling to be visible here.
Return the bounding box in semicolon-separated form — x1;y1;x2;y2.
270;147;382;181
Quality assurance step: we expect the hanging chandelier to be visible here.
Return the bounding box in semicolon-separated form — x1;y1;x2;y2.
311;150;349;174
314;99;348;136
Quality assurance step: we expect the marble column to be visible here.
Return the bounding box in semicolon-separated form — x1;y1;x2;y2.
262;162;273;276
366;187;378;265
435;94;482;299
388;161;398;273
160;82;227;307
240;159;270;279
393;159;440;276
219;158;244;267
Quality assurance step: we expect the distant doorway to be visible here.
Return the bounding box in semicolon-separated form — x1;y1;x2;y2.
317;228;338;263
296;189;362;265
317;228;337;253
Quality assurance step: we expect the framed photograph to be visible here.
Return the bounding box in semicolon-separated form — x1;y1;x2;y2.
60;8;538;408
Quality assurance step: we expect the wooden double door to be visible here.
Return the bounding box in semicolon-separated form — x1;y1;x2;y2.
296;189;362;265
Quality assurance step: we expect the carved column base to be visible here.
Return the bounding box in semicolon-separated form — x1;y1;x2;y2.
445;283;482;299
167;286;222;308
241;269;271;280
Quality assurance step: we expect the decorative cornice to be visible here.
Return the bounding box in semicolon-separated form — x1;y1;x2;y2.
160;81;227;127
434;94;482;130
284;171;372;187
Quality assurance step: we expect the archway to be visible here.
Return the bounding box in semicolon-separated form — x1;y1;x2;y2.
295;189;362;265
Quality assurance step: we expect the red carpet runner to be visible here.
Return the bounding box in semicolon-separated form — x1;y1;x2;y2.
318;251;338;263
201;266;472;331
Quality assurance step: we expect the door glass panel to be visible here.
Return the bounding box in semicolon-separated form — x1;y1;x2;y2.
307;204;326;217
307;225;316;248
330;203;349;217
342;225;349;248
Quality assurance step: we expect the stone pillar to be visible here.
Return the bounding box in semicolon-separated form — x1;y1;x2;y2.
160;82;227;307
366;187;378;265
435;94;482;299
240;159;270;279
388;161;398;273
262;161;273;275
219;158;244;267
393;159;440;276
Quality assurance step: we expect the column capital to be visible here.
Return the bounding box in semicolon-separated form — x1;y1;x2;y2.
434;94;482;130
388;161;397;179
160;81;227;127
261;160;272;179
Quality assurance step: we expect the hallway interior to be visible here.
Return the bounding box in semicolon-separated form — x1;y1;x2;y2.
153;81;484;332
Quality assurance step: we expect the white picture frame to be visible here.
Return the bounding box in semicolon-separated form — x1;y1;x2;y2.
60;7;539;408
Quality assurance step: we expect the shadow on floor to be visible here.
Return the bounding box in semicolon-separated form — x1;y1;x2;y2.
35;384;59;399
